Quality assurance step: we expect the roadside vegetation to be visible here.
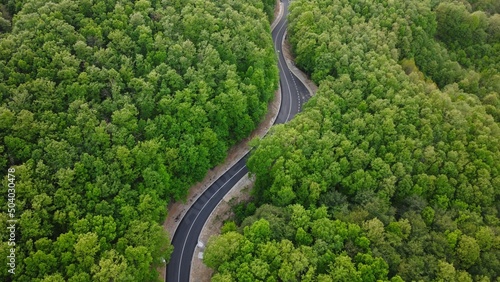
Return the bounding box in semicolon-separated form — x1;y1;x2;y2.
205;0;500;281
0;0;277;280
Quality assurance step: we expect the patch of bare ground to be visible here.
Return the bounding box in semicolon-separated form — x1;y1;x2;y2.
273;0;281;26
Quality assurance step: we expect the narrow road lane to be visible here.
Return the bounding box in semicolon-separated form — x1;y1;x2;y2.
166;1;309;280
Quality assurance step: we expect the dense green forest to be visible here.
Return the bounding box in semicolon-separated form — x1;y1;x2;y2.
205;0;500;281
0;0;277;280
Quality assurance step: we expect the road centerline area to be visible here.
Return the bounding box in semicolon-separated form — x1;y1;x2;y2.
177;165;247;282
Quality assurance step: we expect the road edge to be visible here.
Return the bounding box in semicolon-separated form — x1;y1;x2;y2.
282;29;317;97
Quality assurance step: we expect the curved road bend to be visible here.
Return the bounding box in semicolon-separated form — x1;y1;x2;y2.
166;0;310;281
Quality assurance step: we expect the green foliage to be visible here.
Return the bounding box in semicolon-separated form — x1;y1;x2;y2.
0;0;277;280
398;0;500;121
206;203;391;281
221;221;237;234
204;231;250;270
206;0;500;280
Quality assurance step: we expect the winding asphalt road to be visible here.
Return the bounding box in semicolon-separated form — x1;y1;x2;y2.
166;1;310;281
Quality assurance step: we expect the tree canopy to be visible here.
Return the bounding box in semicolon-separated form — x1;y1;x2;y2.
205;0;500;281
0;0;278;280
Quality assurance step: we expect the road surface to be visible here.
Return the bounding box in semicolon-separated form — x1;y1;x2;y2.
166;0;310;280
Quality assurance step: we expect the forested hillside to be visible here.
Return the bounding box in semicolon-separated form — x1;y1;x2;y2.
0;0;277;280
405;0;500;122
205;0;500;281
